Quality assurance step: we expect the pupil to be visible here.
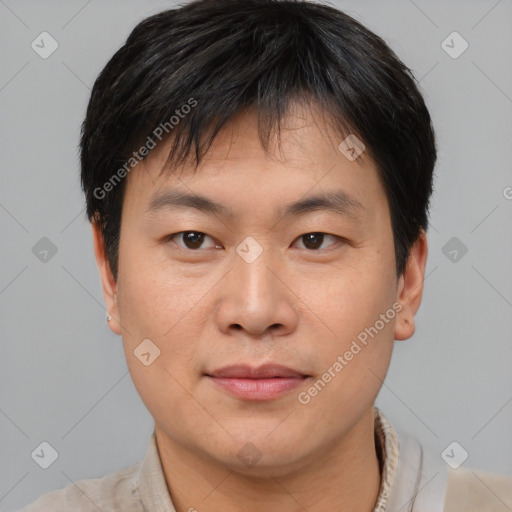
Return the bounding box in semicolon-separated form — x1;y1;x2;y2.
185;232;204;249
304;233;323;249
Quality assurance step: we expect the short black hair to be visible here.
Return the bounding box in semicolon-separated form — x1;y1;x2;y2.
80;0;436;280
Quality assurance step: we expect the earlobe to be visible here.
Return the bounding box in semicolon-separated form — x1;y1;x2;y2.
394;230;428;341
92;222;122;336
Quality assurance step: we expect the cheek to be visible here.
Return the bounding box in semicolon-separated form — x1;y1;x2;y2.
117;267;205;427
116;246;200;338
298;290;396;421
115;246;209;381
301;258;397;342
296;259;397;398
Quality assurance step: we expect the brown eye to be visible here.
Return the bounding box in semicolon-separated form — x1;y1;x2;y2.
295;233;340;250
167;231;220;250
182;232;205;249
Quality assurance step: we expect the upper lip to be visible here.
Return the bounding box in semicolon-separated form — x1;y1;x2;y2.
207;364;308;379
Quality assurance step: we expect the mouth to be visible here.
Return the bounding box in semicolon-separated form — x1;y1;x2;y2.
205;364;310;401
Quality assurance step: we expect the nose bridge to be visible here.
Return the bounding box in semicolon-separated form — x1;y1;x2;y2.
234;241;278;313
216;238;297;336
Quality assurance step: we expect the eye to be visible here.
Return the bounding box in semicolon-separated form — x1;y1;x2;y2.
164;231;344;252
293;232;342;251
166;231;221;250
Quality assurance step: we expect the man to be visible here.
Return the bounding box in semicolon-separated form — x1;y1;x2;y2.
21;0;512;510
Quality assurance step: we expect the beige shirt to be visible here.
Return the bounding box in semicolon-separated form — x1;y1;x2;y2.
20;408;512;511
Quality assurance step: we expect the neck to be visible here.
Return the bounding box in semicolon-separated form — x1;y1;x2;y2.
156;407;382;512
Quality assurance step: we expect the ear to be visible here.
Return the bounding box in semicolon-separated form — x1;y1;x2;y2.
394;229;428;341
92;221;122;336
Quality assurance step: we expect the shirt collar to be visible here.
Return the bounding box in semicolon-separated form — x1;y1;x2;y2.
373;406;401;511
132;429;176;512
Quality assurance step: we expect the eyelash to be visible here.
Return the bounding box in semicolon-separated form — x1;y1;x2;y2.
164;231;345;252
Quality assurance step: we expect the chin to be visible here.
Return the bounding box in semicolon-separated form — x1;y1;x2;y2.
201;432;315;478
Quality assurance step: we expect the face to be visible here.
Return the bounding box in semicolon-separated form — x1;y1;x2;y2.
94;103;426;475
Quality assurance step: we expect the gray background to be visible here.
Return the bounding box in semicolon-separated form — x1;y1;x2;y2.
1;0;511;510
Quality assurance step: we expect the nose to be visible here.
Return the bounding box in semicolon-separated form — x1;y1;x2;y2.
215;246;299;339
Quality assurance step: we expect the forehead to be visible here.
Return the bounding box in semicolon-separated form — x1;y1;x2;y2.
122;104;385;222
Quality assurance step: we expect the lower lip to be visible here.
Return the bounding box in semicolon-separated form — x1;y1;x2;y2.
207;376;307;401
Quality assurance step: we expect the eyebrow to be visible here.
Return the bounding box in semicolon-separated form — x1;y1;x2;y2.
146;189;364;219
